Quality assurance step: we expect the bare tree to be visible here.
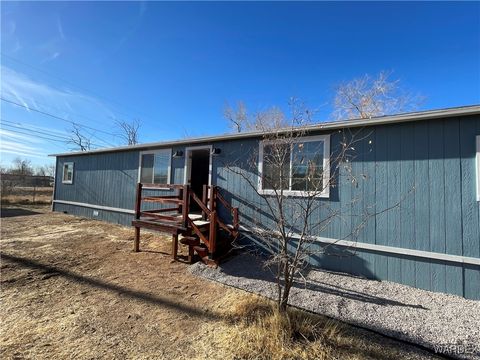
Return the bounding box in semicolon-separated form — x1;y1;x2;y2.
223;101;410;312
68;124;92;151
224;101;248;133
224;98;314;133
35;164;56;178
333;70;424;120
116;119;141;145
1;160;31;201
223;104;365;312
11;157;34;176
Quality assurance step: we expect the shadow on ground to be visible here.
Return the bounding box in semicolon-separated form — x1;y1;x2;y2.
217;253;427;310
1;252;221;321
0;208;42;218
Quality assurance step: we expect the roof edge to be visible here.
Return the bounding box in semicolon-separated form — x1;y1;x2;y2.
50;104;480;157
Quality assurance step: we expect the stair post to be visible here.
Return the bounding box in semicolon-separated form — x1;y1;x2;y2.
202;184;208;220
209;210;217;259
209;186;215;212
233;208;239;236
133;182;143;252
182;185;189;229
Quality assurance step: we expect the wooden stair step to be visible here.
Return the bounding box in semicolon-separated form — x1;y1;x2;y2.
200;256;218;268
132;219;186;233
180;236;200;246
193;245;209;258
142;197;183;204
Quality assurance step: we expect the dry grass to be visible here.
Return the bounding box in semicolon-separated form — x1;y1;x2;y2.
1;208;438;360
198;293;424;360
1;186;53;205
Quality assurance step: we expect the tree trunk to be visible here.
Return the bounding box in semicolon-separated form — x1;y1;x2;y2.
279;281;291;313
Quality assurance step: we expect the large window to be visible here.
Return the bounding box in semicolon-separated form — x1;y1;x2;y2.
62;162;74;184
139;149;171;184
258;135;330;197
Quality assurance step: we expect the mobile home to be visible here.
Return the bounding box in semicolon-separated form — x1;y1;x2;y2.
51;105;480;300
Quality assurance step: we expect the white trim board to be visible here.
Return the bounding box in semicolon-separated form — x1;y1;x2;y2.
49;202;480;267
239;226;480;266
476;135;480;201
53;200;135;215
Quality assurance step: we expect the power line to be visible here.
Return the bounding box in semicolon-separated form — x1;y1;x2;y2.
0;98;117;147
1;118;72;139
1;122;70;141
1;125;74;145
0;119;104;148
1;93;120;137
0;97;118;138
1;52;154;122
0;128;68;152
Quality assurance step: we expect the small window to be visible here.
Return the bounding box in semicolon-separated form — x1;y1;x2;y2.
139;149;171;184
62;162;74;184
476;135;480;201
258;134;330;197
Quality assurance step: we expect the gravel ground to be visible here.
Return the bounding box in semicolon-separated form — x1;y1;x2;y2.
190;253;480;360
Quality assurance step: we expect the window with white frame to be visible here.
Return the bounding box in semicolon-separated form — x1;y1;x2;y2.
139;149;171;184
476;135;480;201
258;135;330;197
62;162;74;184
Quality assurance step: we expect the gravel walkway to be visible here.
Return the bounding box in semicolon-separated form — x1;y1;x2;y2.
190;253;480;360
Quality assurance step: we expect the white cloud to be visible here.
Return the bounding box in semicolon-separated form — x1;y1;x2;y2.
0;65;118;123
0;139;48;158
0;128;44;144
57;18;66;40
42;51;61;63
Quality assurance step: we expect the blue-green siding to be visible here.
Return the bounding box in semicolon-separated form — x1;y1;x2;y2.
53;115;480;299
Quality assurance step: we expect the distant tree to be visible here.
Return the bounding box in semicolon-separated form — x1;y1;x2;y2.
1;159;32;201
224;98;314;133
35;164;55;178
11;157;34;176
224;101;249;133
116;119;141;145
35;166;46;177
332;70;424;120
68;124;92;151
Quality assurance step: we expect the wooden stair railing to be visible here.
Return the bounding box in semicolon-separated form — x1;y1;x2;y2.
203;185;240;238
188;190;216;255
132;182;239;264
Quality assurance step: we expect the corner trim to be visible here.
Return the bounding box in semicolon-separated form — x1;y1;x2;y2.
476;135;480;201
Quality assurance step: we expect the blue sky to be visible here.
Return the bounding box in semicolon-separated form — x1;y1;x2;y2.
1;1;479;167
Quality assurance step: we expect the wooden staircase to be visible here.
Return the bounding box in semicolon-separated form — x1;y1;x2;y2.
132;183;239;265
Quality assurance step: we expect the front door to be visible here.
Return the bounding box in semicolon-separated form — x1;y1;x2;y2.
185;148;211;212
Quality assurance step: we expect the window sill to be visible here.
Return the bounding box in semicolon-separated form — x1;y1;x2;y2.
258;188;330;198
62;181;73;185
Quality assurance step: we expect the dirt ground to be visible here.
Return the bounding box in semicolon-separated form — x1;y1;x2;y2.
0;206;440;359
